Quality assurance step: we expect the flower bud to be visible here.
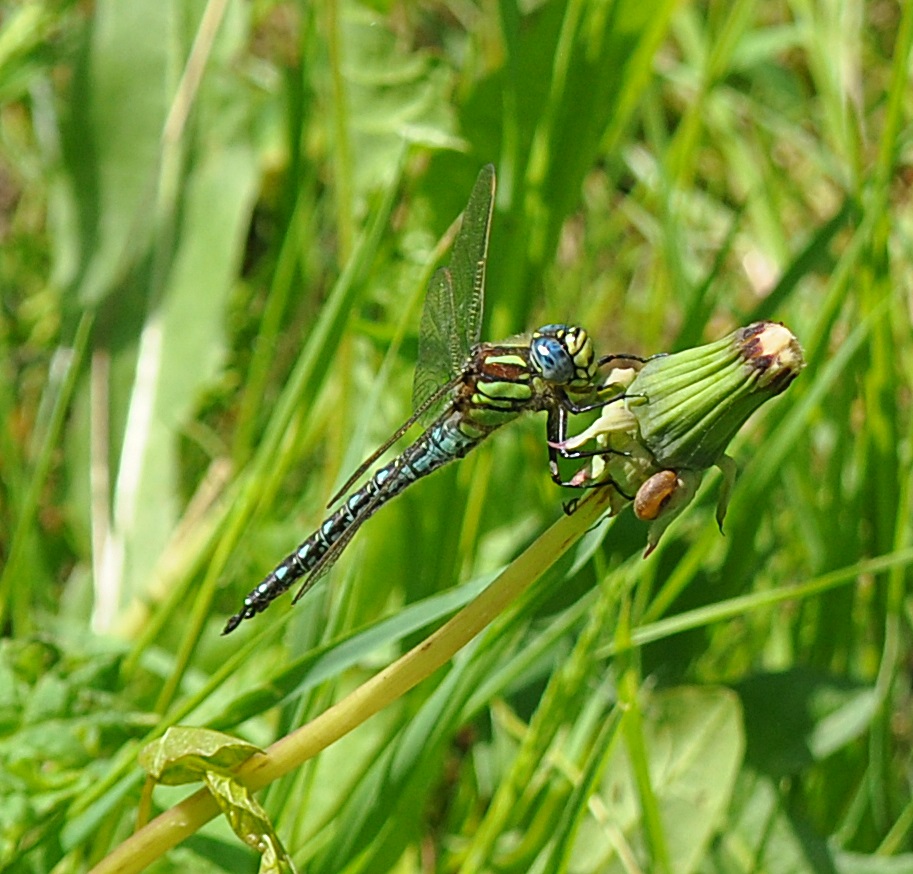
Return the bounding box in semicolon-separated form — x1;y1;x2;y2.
627;321;804;470
561;322;804;554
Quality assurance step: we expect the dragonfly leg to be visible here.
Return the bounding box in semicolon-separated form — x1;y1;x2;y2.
556;444;630;461
561;478;635;502
546;406;634;499
561;474;636;515
597;352;651;367
560;394;625;415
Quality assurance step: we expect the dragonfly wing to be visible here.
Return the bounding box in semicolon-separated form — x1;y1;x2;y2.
335;165;497;507
329;374;461;507
412;164;496;425
450;163;496;351
412;266;459;424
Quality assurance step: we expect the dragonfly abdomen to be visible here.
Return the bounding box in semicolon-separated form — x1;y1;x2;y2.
222;415;482;633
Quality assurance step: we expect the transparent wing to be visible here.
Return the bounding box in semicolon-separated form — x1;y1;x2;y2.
327;374;462;507
410;267;459;426
412;164;496;424
449;163;496;355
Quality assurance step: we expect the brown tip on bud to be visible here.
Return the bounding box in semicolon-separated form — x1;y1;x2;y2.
627;320;805;470
738;321;805;394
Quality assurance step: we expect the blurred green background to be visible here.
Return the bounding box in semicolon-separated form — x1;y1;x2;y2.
1;0;912;871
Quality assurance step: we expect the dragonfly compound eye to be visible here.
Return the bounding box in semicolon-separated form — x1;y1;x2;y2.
531;335;576;384
564;326;596;382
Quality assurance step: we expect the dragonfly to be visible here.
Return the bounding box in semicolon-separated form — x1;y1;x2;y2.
224;165;623;634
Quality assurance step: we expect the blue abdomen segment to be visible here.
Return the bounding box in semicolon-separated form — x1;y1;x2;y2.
222;416;478;633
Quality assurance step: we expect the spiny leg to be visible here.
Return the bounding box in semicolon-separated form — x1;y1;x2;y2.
546;401;635;503
546;402;632;483
543;353;655;501
597;352;650;367
560;469;637;514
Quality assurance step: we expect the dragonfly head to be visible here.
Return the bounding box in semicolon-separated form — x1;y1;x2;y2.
530;324;597;388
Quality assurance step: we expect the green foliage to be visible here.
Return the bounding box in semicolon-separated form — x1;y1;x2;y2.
1;0;912;872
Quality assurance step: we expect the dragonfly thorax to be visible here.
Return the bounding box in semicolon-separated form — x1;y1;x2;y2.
530;324;597;389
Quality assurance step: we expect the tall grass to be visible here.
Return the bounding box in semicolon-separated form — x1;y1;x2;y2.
1;1;911;872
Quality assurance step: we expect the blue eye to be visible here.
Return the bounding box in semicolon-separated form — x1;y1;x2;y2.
531;336;575;383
